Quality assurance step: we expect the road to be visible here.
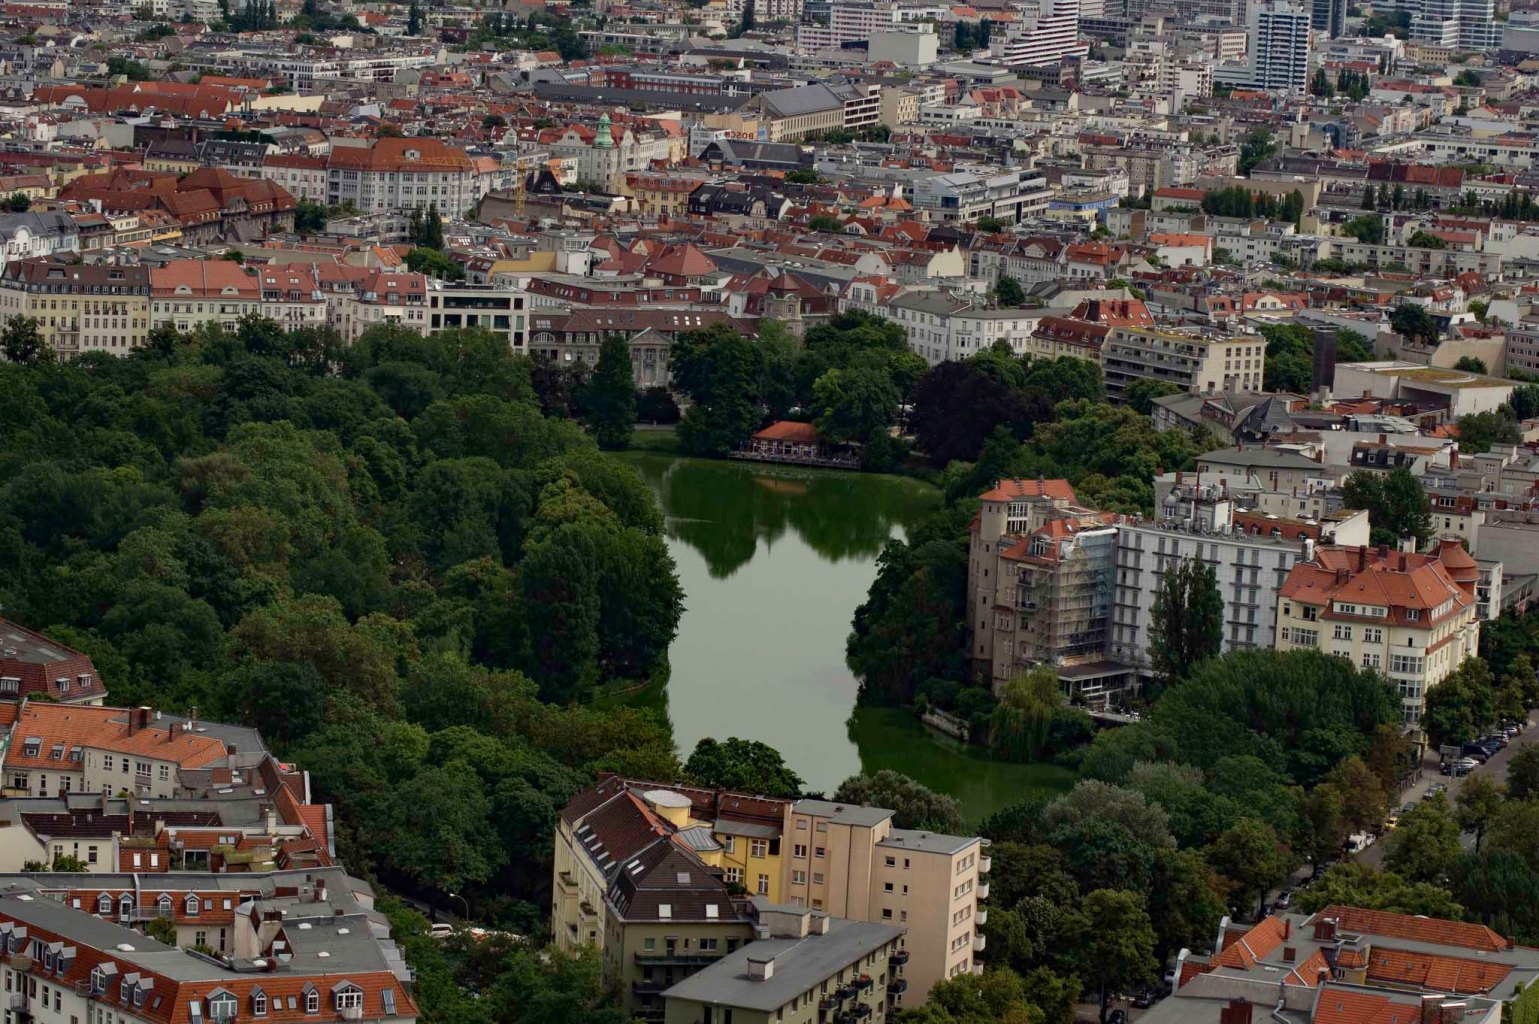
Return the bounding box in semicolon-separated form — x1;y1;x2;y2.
1355;709;1537;868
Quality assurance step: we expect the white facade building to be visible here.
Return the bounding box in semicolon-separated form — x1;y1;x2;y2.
992;0;1089;66
1216;0;1312;93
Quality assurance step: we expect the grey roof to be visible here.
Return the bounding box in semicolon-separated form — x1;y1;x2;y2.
529;81;751;113
676;825;723;852
791;799;892;828
712;819;781;839
877;829;979;857
662;917;902;1012
761;83;843;117
1197;446;1324;471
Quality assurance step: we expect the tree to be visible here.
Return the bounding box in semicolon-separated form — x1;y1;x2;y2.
1508;745;1539;801
1207;817;1298;919
1454;356;1488;373
1391;303;1439;346
4;192;29;213
586;334;637;450
1064;889;1157;1024
404;247;464;281
1456;774;1504;852
994;275;1026;307
684;737;804;797
671;326;761;457
0;315;46;364
1126;378;1182;415
1295;862;1463;918
407;0;421;34
1383;796;1461;884
1341;468;1432;548
784;169;820;184
832;771;965;832
1043;780;1175;850
811;366;900;444
808;214;843;233
1323;755;1389;833
1361;184;1376;210
144;916;178;945
1310;67;1334;97
294;198;327;234
1238;127;1276;174
1408;230;1447;249
1511;384;1539;420
1342;214;1386;244
1149;557;1223;688
1148;848;1227;966
1423;659;1496;748
909;362;1038;466
1455;409;1520;454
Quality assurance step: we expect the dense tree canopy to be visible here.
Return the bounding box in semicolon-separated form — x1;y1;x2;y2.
0;316;685;935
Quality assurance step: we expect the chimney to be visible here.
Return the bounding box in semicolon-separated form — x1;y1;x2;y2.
1282;946;1296;963
1439;1003;1467;1024
746;955;775;981
1281;919;1290;940
1421;995;1445;1024
1219;999;1254;1024
1313;918;1337;942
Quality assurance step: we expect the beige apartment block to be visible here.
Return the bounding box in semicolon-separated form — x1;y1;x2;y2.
1102;326;1265;401
781;799;988;1006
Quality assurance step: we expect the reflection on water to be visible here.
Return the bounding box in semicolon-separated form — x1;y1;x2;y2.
618;452;1074;821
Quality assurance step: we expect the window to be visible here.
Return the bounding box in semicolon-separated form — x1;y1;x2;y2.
96;894;111;915
750;839;768;859
792;870;806;884
725;868;741;884
1408;609;1421;621
335;990;362;1011
1333;625;1352;641
1364;628;1383;644
1390;654;1424;675
103;756;113;773
158;894;172;917
721;836;735;854
815;847;826;858
757;874;770;895
793;844;807;858
185;895;200;917
304;988;320;1014
207;992;237;1021
251;990;268;1016
158;765;170;782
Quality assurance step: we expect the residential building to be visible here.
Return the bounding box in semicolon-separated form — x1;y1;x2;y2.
1410;0;1498;50
58;167;295;244
0;211;80;272
993;0;1090;66
967;479;1132;702
784;799;986;1001
663;904;905;1024
0;878;416;1023
0;258;150;358
555;778;989;1016
150;260;261;332
1215;0;1312;94
1312;0;1346;38
1276;540;1482;726
910;170;1051;225
1111;476;1371;682
325;138;480;218
1101;326;1266;400
796;1;947;50
0;619;107;705
887;293;1049;364
1145;905;1539;1024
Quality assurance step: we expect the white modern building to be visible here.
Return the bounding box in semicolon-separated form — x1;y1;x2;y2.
910;169;1052;224
1215;0;1312;93
1409;0;1498;49
992;0;1089;66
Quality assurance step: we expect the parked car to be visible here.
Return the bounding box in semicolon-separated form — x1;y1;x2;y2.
1381;816;1399;831
1273;890;1294;909
430;923;456;940
1108;1011;1128;1024
1451;762;1475;778
1133;990;1159;1008
1425;783;1448;799
1459;745;1490;763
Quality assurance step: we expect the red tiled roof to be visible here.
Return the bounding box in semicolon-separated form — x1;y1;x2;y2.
1314;906;1509;952
977;478;1077;502
753;421;819;443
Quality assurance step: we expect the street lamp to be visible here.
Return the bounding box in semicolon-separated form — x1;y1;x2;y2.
448;892;471;922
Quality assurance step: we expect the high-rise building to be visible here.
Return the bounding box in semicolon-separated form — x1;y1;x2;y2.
1409;0;1498;50
992;0;1090;66
1215;0;1312;92
1312;0;1346;39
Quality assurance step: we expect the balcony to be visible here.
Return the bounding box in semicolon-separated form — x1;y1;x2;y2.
890;979;908;995
557;871;578;893
854;976;873;991
634;953;723;967
977;882;989;900
975;908;988;925
889;950;909;967
974;934;987;953
836;985;857;1000
851;1005;873;1019
978;855;991;874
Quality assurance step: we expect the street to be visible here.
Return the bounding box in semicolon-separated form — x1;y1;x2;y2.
1355;709;1538;868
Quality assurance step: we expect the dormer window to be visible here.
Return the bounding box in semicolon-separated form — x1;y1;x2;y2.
185;894;200;916
251;988;268;1016
207;990;238;1022
334;984;363;1011
157;893;173;917
303;985;320;1013
97;893;111;915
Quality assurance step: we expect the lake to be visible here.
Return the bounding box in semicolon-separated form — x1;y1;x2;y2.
619;451;1075;825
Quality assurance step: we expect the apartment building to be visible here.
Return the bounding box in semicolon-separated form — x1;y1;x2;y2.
796;1;947;50
910;170;1051;225
1216;0;1312;94
555;778;988;1016
887;293;1049;364
663;904;904;1024
254;262;327;331
1111;478;1371;682
1;703;259;802
0;618;107;705
1101;326;1266;401
783;799;986;1003
993;0;1089;66
0;878;416;1023
149;259;261;332
325;138;480;217
1276;540;1481;726
0;258;146;358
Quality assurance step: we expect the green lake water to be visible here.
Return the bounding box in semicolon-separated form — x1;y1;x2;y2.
619;451;1074;825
